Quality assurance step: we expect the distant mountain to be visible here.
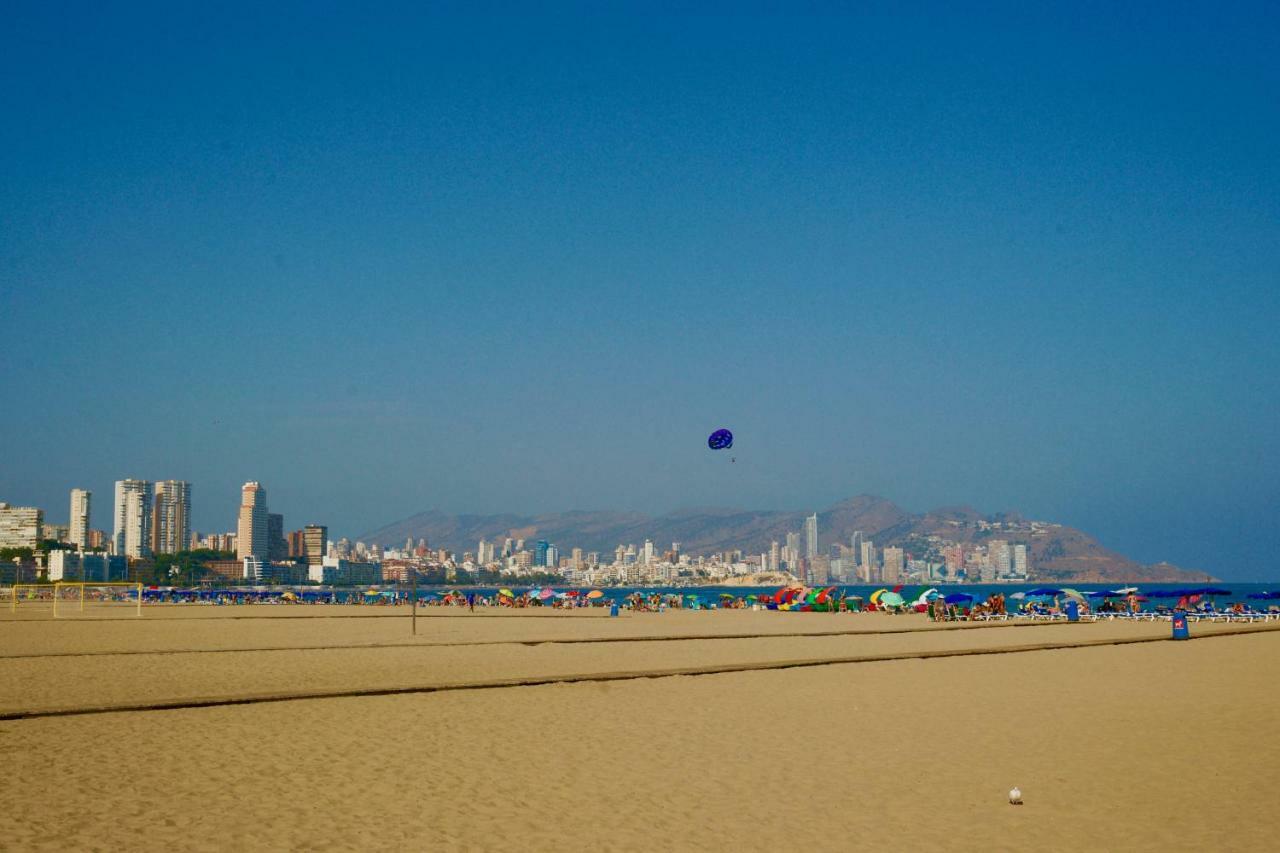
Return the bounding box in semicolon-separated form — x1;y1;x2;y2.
360;495;1213;583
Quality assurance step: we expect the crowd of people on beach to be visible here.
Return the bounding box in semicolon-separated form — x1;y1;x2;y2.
8;583;1279;622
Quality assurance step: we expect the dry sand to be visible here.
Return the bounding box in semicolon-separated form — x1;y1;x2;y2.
1;606;1278;851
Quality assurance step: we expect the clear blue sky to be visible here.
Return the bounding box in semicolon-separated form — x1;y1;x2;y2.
2;2;1277;579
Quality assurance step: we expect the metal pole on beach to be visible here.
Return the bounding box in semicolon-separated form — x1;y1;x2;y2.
410;566;417;635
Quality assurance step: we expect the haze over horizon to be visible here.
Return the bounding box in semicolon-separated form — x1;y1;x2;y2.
2;4;1278;580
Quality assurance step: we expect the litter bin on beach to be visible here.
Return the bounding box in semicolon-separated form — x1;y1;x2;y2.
1172;610;1189;640
609;602;619;617
1065;600;1079;622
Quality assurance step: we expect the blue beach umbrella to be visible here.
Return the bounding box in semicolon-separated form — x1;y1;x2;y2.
943;593;974;604
1025;587;1064;596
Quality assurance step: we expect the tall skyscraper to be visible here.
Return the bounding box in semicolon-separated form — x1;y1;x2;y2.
860;540;876;581
113;479;153;558
150;480;191;554
804;513;818;561
769;540;780;573
267;512;287;561
303;524;327;566
850;530;864;555
69;488;91;548
535;539;550;567
642;539;655;565
236;482;269;560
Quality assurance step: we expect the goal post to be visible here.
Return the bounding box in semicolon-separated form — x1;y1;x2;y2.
52;582;143;618
10;583;55;613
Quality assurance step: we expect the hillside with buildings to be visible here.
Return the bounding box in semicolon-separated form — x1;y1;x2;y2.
362;495;1214;584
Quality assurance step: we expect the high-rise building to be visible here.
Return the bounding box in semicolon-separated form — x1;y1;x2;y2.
850;531;864;554
545;544;560;569
769;540;780;573
883;546;904;582
113;479;153;558
535;540;550;567
1013;544;1028;576
989;540;1012;576
785;531;800;563
0;503;44;548
68;488;91;548
642;539;655;565
236;482;269;560
860;540;876;581
267;513;287;561
150;480;191;555
287;529;306;558
303;524;327;566
804;513;818;561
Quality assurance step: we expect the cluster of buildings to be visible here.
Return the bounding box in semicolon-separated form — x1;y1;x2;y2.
2;488;1036;587
0;481;370;586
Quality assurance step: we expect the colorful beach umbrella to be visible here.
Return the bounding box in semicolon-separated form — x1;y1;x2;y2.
498;588;514;597
539;588;554;599
586;590;604;599
943;593;974;604
879;592;905;607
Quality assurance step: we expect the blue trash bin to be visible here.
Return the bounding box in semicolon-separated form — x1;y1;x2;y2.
609;602;619;617
1172;610;1189;640
1065;600;1079;622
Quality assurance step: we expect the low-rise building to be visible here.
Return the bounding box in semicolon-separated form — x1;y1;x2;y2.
47;550;128;582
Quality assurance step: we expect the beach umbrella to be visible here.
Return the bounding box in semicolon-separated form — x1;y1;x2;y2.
1025;587;1063;596
913;588;941;605
1114;587;1139;594
1194;587;1232;596
870;588;888;604
586;590;603;599
539;588;554;600
565;590;581;597
879;592;905;607
498;588;515;598
1060;588;1087;602
719;593;735;598
943;593;974;604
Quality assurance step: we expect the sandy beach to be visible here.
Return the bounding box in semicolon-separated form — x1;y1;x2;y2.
2;606;1278;851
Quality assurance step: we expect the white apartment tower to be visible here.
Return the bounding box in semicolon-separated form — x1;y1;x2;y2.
804;513;818;561
69;488;91;548
113;479;153;558
236;482;269;560
0;503;44;549
860;540;876;582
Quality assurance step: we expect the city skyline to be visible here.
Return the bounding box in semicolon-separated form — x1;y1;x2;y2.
2;5;1277;580
0;475;1219;583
